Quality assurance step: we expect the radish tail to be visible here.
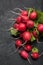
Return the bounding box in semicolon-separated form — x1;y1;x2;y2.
14;47;19;53
37;38;43;43
13;8;23;12
22;41;27;46
9;10;20;15
24;7;28;9
27;58;31;64
8;18;16;21
39;52;43;57
5;27;13;31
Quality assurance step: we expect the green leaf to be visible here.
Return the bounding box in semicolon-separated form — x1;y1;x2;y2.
34;22;38;27
28;27;36;32
10;27;18;36
27;8;34;17
32;47;39;53
36;29;39;35
35;10;43;23
31;34;36;42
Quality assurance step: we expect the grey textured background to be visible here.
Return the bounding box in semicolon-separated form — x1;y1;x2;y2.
0;0;43;65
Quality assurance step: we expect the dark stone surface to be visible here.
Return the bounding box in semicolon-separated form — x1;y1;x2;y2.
0;0;43;65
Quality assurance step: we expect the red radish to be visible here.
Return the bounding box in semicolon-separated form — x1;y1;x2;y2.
31;52;43;59
32;30;43;43
30;11;37;20
27;20;34;29
32;30;38;38
19;50;28;59
8;16;21;24
14;39;22;52
21;16;29;23
15;39;22;47
37;24;43;33
14;39;27;53
14;8;28;16
23;31;31;41
9;11;29;23
9;16;21;23
19;50;31;64
16;16;22;23
31;52;39;59
24;44;32;52
21;10;28;16
18;23;26;32
13;23;19;30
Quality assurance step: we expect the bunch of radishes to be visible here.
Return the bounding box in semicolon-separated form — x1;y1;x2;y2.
8;8;43;64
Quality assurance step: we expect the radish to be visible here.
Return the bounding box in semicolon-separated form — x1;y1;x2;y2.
37;24;43;33
16;16;22;23
14;8;28;16
14;39;27;53
31;52;43;59
18;23;26;32
32;30;38;38
8;16;22;24
21;16;29;23
15;39;22;52
24;44;32;52
23;31;31;41
27;20;34;29
14;39;31;53
9;10;29;23
31;52;39;59
9;10;28;17
30;11;37;20
21;10;28;16
21;31;31;47
32;30;43;43
15;39;22;47
13;23;19;30
19;50;31;64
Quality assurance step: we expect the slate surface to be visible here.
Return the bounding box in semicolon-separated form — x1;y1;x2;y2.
0;0;43;65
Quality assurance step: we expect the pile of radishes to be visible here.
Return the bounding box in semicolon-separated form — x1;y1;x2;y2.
8;8;43;64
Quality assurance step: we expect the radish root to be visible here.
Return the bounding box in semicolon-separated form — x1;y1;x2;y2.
8;18;16;21
36;38;43;43
8;10;20;15
13;8;23;12
39;52;43;57
27;58;31;64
